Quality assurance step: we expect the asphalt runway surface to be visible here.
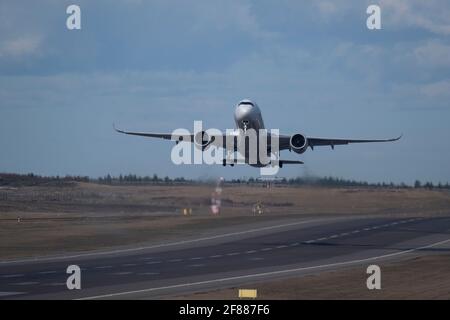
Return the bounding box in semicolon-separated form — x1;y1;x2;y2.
1;215;450;299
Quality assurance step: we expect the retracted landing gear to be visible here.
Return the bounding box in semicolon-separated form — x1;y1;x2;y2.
222;159;234;167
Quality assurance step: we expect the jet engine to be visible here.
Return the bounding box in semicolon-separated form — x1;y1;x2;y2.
290;133;308;154
194;131;214;150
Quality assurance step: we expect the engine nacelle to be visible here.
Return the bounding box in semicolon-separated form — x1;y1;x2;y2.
194;130;214;150
290;133;308;154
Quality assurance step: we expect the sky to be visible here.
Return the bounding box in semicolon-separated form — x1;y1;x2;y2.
0;0;449;184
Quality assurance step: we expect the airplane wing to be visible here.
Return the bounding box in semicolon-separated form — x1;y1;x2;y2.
113;124;230;150
279;134;402;150
114;124;189;141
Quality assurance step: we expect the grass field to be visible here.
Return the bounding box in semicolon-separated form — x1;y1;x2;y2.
1;182;450;259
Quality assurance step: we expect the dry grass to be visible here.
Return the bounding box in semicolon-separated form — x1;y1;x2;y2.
1;183;449;259
177;254;450;300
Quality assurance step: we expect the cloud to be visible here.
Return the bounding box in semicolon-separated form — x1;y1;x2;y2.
316;1;338;16
0;35;43;58
381;0;450;35
414;40;450;68
420;80;450;97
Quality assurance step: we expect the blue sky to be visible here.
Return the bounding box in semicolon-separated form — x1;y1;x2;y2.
0;0;449;184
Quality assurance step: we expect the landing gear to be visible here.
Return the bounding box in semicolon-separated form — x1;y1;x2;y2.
222;159;235;167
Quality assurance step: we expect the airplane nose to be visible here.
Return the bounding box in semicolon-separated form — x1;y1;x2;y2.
234;104;253;121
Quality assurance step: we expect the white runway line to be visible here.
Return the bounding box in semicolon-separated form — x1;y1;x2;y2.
46;282;66;286
145;261;161;265
248;257;264;261
0;292;26;297
245;250;257;254
111;272;133;276
95;266;112;269
1;274;24;278
188;264;205;268
122;264;137;267
79;237;450;300
38;271;57;275
11;282;39;286
308;219;423;244
168;259;183;263
138;272;160;276
209;255;222;258
261;247;273;251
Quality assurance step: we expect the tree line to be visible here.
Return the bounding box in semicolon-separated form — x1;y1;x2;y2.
1;172;449;189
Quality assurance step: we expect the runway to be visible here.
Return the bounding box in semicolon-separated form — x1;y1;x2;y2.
1;215;449;299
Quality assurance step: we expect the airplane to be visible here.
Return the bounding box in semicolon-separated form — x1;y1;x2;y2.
114;99;401;168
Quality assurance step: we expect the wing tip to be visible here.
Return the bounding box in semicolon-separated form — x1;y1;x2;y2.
113;123;125;134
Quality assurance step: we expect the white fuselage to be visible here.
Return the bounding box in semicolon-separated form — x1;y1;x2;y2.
233;99;270;167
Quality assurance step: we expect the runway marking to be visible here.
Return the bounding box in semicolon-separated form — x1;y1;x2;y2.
145;261;161;265
78;237;450;300
0;292;25;297
190;257;204;260
276;245;288;249
305;219;426;244
11;282;39;286
209;255;222;258
1;274;24;278
290;242;300;246
245;250;257;254
226;252;240;256
122;264;137;267
261;247;273;251
168;259;183;263
188;264;205;268
0;218;327;265
46;282;65;286
140;257;155;261
111;272;133;275
248;257;264;261
95;266;112;269
138;272;160;276
38;270;57;275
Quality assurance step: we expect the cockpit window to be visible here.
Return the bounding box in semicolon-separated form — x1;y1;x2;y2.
239;102;254;106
